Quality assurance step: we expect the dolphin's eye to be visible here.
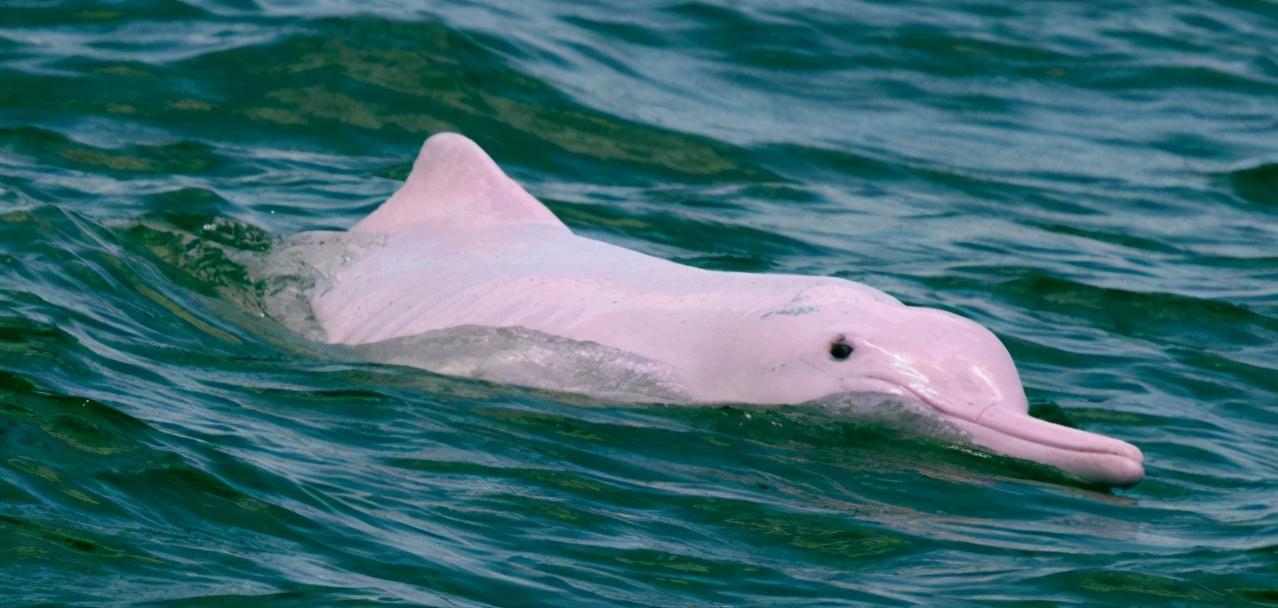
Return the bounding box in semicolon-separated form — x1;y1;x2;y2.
829;338;854;361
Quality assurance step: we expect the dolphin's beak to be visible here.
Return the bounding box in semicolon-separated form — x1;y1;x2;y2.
912;392;1145;486
941;407;1144;486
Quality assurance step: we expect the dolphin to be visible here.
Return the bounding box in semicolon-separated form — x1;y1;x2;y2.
286;132;1144;486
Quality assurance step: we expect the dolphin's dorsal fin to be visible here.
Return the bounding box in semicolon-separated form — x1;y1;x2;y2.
353;132;566;233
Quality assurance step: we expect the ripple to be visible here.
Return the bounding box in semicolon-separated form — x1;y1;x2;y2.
1227;162;1278;207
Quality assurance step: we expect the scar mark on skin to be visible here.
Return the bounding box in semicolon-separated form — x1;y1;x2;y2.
761;306;820;320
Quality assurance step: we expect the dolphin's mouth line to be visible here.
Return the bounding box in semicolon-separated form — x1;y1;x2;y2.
876;381;1145;486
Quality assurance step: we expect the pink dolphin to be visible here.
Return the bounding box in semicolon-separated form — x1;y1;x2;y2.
308;133;1144;486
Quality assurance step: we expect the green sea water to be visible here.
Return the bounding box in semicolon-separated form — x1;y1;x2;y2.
1;1;1277;605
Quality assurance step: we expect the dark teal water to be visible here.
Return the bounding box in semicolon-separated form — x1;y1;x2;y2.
2;1;1277;605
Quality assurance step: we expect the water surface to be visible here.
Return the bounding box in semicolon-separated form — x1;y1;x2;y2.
1;1;1276;605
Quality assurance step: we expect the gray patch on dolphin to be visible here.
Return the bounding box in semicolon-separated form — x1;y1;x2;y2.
355;325;692;403
243;230;386;343
760;306;821;319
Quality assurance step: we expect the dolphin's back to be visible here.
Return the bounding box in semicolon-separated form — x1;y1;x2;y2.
312;220;716;346
309;132;893;362
316;131;783;349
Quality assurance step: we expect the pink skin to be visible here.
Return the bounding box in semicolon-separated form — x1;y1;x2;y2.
313;133;1145;487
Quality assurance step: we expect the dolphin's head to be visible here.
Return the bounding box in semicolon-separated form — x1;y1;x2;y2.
720;280;1144;486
